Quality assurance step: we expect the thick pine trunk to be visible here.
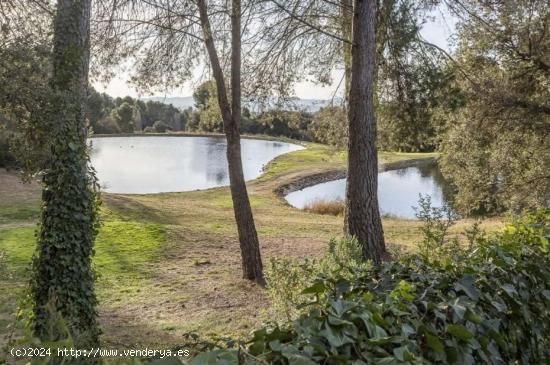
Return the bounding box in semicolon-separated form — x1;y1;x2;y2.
344;0;386;264
197;0;264;285
32;0;99;346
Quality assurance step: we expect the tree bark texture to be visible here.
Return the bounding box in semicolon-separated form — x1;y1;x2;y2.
197;0;264;285
342;0;352;234
344;0;386;264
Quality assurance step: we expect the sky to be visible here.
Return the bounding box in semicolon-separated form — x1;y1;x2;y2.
93;7;457;101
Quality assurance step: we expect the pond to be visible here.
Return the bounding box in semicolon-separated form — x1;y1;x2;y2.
285;163;454;219
90;136;303;194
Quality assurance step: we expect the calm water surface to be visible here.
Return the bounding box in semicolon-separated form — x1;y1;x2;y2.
90;136;303;194
285;164;453;219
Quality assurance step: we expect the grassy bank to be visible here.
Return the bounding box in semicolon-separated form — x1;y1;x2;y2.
0;142;501;348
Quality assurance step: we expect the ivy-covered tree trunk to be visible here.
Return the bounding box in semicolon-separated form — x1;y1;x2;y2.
32;0;100;346
344;0;386;264
197;0;265;285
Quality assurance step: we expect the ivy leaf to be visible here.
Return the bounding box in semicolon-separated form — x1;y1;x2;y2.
320;324;353;347
68;141;78;151
393;345;414;361
302;282;325;294
328;315;353;326
446;324;473;341
501;284;518;297
286;354;317;365
187;350;237;365
455;275;480;301
426;333;445;353
150;359;184;365
465;309;483;324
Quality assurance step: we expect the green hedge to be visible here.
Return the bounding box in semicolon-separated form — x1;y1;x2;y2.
189;210;550;364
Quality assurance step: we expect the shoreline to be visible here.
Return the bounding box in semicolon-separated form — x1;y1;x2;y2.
273;157;438;200
90;131;307;146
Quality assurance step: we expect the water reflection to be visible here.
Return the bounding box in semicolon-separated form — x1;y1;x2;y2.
90;136;303;194
285;162;454;219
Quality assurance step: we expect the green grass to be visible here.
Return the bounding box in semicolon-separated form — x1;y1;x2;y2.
0;206;40;225
0;215;166;278
0;144;490;348
0;213;166;344
259;143;346;180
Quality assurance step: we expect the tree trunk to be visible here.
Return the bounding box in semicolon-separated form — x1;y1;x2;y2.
197;0;265;285
32;0;100;346
344;0;386;264
341;0;353;100
341;0;352;234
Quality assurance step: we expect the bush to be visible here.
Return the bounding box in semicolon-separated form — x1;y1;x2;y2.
264;238;370;324
308;106;347;147
92;115;121;134
189;209;550;364
152;120;172;133
0;128;17;168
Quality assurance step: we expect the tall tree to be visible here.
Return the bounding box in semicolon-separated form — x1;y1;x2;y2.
95;0;265;285
31;0;100;346
439;0;549;214
197;0;265;285
345;0;386;263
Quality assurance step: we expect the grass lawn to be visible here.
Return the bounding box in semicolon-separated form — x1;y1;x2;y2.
0;141;502;348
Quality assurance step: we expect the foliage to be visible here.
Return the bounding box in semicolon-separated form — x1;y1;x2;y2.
414;195;461;265
190;209;550;364
0;126;17;168
439;0;550;215
377;62;462;153
252;110;312;140
142;120;174;133
264;238;370;324
0;37;51;172
308;107;347;148
373;1;464;153
110;102;136;133
264;258;317;323
190;81;313;140
87;89;184;134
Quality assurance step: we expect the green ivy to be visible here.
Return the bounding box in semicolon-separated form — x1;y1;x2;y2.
30;84;102;348
29;3;102;346
187;210;550;364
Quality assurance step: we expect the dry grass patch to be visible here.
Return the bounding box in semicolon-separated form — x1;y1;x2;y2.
303;199;345;216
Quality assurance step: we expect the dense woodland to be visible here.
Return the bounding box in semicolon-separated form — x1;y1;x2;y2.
0;0;549;364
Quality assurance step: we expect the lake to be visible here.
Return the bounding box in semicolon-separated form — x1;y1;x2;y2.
90;136;303;194
285;163;454;219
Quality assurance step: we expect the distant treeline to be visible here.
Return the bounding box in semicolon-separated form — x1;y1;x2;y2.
87;90;184;134
86;82;346;146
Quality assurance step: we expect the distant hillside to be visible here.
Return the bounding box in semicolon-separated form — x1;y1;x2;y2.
141;96;342;113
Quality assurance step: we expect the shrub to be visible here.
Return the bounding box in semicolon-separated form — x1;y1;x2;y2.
189;209;550;364
308;106;347;147
0;128;17;168
264;258;317;323
264;238;370;324
152;120;172;133
303;199;344;216
92;115;121;134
